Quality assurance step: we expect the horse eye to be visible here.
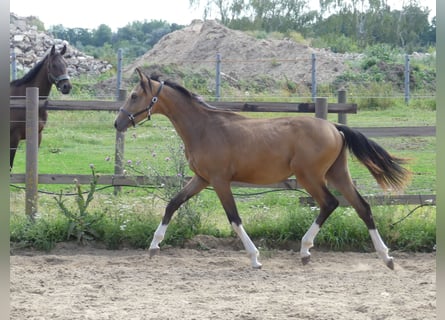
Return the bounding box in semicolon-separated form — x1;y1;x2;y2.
131;93;138;100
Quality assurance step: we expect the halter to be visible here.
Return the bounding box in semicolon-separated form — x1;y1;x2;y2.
48;73;70;89
119;81;164;127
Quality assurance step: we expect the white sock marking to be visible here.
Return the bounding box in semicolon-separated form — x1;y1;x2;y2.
369;229;392;264
149;223;167;251
231;223;262;268
300;222;320;258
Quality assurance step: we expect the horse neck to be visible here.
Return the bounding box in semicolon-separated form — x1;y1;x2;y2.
29;59;53;97
157;87;210;144
11;58;53;97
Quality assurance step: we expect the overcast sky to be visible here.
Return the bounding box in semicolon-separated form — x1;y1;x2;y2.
10;0;436;31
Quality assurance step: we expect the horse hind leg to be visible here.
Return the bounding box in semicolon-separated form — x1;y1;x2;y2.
326;150;394;269
212;179;262;269
297;175;339;265
148;175;208;257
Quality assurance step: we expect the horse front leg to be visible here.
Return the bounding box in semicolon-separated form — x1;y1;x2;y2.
212;180;262;269
148;175;208;257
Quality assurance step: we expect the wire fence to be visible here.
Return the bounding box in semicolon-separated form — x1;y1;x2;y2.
10;49;436;103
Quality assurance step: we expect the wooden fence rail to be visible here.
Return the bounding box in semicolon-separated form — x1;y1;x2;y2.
10;98;358;114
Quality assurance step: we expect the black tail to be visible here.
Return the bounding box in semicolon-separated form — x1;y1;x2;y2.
335;124;411;190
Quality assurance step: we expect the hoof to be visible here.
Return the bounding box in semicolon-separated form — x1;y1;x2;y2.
301;255;311;265
149;247;160;258
386;257;394;270
252;263;262;270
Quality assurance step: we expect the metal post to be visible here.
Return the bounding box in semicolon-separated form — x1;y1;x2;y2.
114;89;127;195
215;52;221;101
116;48;123;99
25;87;39;220
315;97;328;120
404;54;410;105
311;53;317;101
337;89;347;125
11;49;17;80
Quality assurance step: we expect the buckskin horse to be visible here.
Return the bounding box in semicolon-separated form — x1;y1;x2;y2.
10;44;72;169
114;68;411;269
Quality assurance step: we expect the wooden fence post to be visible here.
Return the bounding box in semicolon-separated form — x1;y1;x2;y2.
337;89;347;125
25;87;39;219
114;89;127;195
315;97;327;120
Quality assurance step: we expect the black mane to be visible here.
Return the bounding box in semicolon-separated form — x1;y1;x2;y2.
10;54;48;86
150;74;216;108
150;74;193;99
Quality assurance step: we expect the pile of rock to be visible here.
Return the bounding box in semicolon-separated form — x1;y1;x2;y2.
9;13;113;78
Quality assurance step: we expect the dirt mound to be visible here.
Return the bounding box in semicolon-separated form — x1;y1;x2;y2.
123;20;355;92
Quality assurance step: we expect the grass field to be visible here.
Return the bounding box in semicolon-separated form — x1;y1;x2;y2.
9;98;436;252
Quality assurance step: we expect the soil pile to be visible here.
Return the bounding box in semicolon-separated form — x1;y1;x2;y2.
125;19;355;88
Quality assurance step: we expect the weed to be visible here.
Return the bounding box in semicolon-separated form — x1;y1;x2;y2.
54;165;103;244
10;213;68;252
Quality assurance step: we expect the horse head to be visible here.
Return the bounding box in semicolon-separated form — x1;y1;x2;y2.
114;68;164;132
47;44;72;94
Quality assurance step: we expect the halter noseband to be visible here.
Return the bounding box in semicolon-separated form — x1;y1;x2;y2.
119;81;164;127
48;73;70;89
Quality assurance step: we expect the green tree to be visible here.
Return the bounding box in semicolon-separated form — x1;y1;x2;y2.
312;0;434;51
93;24;113;46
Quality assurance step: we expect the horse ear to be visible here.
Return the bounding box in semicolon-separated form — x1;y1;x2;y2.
135;67;143;80
135;68;151;82
50;45;56;55
60;44;67;55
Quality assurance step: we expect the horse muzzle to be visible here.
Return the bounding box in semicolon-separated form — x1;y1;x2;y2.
58;82;72;94
114;116;130;132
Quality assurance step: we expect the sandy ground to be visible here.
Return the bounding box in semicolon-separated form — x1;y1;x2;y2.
10;240;435;320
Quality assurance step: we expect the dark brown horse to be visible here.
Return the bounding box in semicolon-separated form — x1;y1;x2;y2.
114;68;411;269
10;44;72;169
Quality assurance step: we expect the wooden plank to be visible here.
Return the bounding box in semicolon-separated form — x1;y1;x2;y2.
10;98;123;111
10;99;357;114
354;126;436;137
300;194;436;207
211;101;357;113
10;174;302;189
